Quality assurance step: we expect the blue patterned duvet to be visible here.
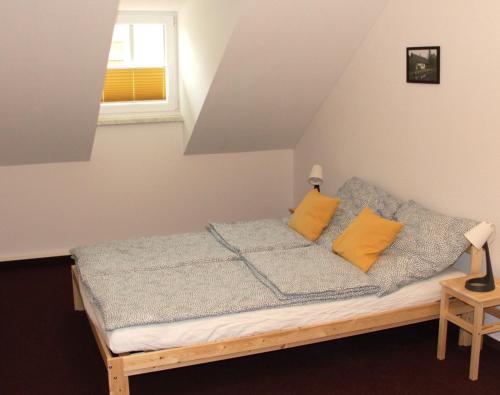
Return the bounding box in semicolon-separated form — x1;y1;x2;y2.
72;219;379;330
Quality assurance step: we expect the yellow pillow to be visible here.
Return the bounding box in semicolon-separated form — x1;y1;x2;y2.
332;207;403;272
288;190;340;241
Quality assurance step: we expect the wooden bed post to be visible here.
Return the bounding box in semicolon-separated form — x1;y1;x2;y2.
72;265;129;393
468;246;483;276
71;266;84;311
108;357;130;395
458;246;483;347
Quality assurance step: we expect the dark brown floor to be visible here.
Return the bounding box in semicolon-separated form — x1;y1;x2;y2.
1;257;499;395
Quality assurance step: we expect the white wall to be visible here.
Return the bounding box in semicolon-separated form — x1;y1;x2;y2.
178;0;245;141
295;0;500;273
0;122;292;261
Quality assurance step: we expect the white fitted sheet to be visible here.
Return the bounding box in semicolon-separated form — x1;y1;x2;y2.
79;267;464;354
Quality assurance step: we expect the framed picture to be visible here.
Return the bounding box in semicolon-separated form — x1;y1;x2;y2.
406;46;440;84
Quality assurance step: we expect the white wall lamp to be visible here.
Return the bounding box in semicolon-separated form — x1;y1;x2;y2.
464;222;496;292
308;165;323;192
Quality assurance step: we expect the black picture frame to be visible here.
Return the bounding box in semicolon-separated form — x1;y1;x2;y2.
406;46;440;84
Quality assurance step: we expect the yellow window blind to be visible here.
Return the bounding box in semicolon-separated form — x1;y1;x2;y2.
101;67;166;102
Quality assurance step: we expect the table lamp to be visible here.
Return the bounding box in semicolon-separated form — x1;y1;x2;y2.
308;165;323;192
464;221;496;292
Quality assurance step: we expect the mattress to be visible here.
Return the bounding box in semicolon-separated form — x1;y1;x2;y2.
79;267;464;354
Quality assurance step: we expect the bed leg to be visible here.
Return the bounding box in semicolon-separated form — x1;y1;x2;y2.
108;357;129;395
458;317;472;346
71;266;84;311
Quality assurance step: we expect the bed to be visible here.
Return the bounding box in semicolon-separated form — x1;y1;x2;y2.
71;178;483;395
71;247;481;395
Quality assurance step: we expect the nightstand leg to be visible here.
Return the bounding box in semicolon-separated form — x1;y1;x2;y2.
469;305;484;381
437;289;449;360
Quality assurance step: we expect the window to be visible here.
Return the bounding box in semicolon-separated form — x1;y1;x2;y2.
99;12;178;122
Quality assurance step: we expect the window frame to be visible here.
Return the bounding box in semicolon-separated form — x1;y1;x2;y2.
99;11;179;121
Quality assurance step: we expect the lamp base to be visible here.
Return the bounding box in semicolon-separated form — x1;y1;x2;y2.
465;276;495;292
465;242;495;292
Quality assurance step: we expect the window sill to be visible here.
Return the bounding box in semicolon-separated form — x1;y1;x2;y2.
98;112;183;126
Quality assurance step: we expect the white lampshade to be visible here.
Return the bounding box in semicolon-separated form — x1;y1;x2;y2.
308;165;323;186
464;221;496;248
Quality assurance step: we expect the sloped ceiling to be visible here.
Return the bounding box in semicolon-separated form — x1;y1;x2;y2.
184;0;388;154
120;0;186;12
0;0;388;165
0;0;119;166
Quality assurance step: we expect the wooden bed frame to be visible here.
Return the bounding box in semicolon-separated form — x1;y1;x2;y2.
71;246;483;395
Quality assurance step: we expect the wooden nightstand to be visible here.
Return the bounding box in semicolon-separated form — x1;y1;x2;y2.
437;275;500;380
